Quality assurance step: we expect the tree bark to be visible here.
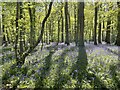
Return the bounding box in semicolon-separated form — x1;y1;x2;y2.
2;7;7;46
105;19;111;44
57;18;60;44
28;2;35;49
98;4;102;44
94;2;98;45
49;18;52;43
74;4;77;46
64;2;69;45
15;2;19;63
21;2;53;65
98;19;102;44
61;8;64;43
102;20;105;41
115;2;120;46
78;2;85;46
19;2;23;61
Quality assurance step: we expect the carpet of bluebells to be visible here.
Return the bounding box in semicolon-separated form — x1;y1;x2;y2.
1;43;120;89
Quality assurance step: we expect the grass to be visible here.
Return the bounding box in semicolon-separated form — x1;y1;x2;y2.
1;43;120;89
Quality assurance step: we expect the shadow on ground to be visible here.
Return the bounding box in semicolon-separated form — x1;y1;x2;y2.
34;47;57;88
35;45;76;89
53;48;73;88
70;46;108;89
69;46;88;88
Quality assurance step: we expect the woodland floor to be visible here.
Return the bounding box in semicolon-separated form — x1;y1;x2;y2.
1;42;120;89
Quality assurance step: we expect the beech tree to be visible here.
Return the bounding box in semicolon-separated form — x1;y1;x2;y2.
78;2;84;46
15;1;19;63
98;4;102;44
115;2;120;46
64;2;69;45
94;2;98;45
28;2;36;49
61;5;64;43
20;1;53;65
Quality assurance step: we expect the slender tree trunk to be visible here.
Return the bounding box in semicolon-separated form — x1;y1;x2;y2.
49;19;52;43
43;31;45;43
115;2;120;46
74;4;77;46
51;21;54;42
33;2;36;43
77;3;80;46
15;2;19;63
90;29;92;42
94;2;98;45
68;12;71;42
45;4;48;44
98;19;102;44
21;2;53;63
2;7;7;46
28;3;32;45
78;2;84;46
102;20;105;41
57;19;60;44
64;2;69;45
45;24;48;44
105;19;111;44
61;8;64;43
2;25;6;46
28;2;35;49
98;4;102;44
23;13;26;51
6;29;10;44
19;2;23;62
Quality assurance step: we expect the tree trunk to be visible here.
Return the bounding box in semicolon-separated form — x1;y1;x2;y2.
94;2;98;45
21;2;53;64
28;2;35;49
78;2;84;46
115;2;120;46
2;25;6;46
6;29;10;44
105;19;111;44
49;18;52;43
98;19;102;44
23;13;26;51
19;2;23;62
68;12;71;42
102;20;105;41
2;7;7;46
98;4;102;44
51;20;54;42
33;2;36;43
57;19;60;44
64;2;69;45
74;4;77;46
45;4;48;44
61;8;64;43
15;2;19;63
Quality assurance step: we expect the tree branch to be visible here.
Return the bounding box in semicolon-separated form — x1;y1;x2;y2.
22;1;54;60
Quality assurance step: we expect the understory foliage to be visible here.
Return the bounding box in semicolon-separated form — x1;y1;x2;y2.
1;43;120;89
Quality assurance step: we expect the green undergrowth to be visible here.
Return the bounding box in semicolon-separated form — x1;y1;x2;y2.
1;45;120;89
